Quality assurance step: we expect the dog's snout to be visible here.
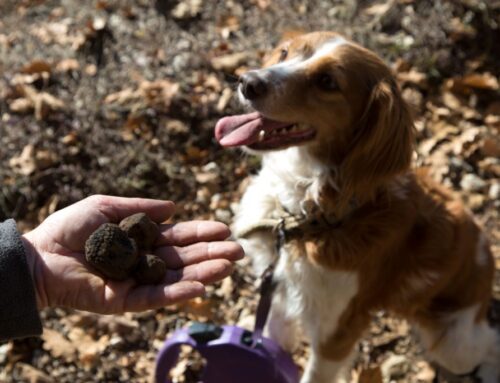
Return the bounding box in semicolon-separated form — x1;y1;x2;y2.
240;72;268;100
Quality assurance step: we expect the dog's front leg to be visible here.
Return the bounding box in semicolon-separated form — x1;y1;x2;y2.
301;309;369;383
264;286;300;353
232;175;281;275
301;350;355;383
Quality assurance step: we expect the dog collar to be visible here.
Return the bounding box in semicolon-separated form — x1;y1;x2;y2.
237;202;344;241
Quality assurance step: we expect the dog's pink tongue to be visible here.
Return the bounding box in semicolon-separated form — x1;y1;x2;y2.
215;112;264;147
215;112;291;147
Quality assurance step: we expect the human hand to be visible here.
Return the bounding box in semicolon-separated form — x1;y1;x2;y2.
22;195;244;314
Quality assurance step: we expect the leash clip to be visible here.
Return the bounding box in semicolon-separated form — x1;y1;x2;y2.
275;217;287;253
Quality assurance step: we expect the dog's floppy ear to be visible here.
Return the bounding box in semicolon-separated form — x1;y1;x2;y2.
339;79;414;206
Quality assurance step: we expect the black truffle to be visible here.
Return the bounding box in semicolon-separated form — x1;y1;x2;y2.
119;213;160;250
85;223;139;280
133;254;167;284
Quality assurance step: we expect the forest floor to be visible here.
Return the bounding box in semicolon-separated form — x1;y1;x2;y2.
0;0;499;382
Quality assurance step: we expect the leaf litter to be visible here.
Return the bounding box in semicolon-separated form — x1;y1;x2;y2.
0;0;499;382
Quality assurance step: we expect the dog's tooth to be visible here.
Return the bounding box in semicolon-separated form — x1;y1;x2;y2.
258;130;266;141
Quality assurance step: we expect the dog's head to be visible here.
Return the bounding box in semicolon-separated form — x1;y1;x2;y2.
216;31;414;195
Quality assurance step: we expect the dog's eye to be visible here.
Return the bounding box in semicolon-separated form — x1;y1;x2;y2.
279;49;288;62
316;73;339;91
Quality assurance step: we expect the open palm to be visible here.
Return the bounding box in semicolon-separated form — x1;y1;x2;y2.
22;195;243;314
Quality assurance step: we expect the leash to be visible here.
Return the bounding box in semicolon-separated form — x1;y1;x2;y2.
251;219;287;346
245;208;343;347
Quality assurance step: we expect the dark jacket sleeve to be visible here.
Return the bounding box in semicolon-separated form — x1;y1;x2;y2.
0;219;42;341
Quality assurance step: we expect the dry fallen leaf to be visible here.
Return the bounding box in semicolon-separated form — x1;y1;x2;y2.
42;328;77;361
171;0;202;19
169;348;190;382
165;119;189;135
195;171;219;185
397;68;428;88
458;73;499;90
441;91;462;110
449;17;477;40
451;127;483;158
9;145;37;176
104;87;135;105
251;0;272;10
9;84;65;120
215;276;234;300
37;194;59;222
141;80;179;108
104;80;179;112
217;87;233;112
67;327;109;367
9;144;59;175
485;115;500;132
203;74;222;92
30;20;85;50
16;362;54;383
55;58;80;73
217;15;240;38
380;354;410;381
9;97;33;114
447;73;499;94
414;360;436;382
211;52;251;73
20;60;52;75
478;157;500;178
178;297;214;318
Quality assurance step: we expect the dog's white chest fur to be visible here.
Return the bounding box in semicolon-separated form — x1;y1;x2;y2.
275;250;358;341
234;147;359;351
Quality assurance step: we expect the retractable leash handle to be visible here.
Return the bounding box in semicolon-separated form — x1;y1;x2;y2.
155;323;299;383
154;286;300;383
154;328;193;383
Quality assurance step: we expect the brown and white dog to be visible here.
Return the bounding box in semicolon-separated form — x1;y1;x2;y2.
215;32;499;382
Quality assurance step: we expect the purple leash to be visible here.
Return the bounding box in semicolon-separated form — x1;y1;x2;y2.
251;264;277;346
154;226;299;383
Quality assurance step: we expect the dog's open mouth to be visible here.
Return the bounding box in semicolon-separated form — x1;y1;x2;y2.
215;112;316;150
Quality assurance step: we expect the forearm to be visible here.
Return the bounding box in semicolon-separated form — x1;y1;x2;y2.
0;219;42;341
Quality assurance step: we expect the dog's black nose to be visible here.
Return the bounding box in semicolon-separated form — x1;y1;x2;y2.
240;72;267;100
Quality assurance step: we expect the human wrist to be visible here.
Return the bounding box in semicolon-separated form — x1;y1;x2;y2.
21;231;46;310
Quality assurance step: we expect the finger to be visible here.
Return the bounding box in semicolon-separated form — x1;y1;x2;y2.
157;221;231;246
121;281;205;312
156;241;244;269
165;259;234;285
85;195;175;223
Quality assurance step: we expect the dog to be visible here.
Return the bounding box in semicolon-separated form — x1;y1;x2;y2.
215;31;500;383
